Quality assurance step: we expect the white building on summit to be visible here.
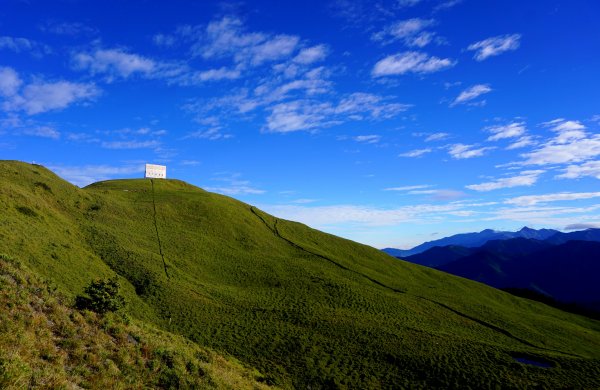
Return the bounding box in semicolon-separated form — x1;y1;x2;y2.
145;164;167;179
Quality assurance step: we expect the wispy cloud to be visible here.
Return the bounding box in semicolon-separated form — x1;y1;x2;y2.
293;45;328;64
372;51;455;77
261;202;468;227
353;135;381;144
505;191;600;206
451;84;492;106
466;170;544;192
47;164;144;187
40;21;97;36
507;136;535;150
399;148;432;157
22;126;60;139
2;68;100;115
0;36;51;57
72;48;164;80
467;34;521;61
204;173;265;195
0;67;22;96
181;16;300;67
433;0;463;12
425;132;450;142
372;18;437;47
384;184;433;191
521;119;600;165
565;223;600;231
557;160;600;180
184;127;233;140
101;140;160;149
486;121;526;141
264;93;410;133
448;144;494;159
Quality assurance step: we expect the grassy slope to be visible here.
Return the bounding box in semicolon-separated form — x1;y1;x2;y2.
0;254;273;389
1;160;599;388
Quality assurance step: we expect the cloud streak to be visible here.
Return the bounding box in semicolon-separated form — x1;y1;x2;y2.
372;51;455;77
467;34;521;61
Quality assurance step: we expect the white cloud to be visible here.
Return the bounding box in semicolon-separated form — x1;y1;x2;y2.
261;203;465;227
397;0;423;7
557;160;600;180
505;191;600;206
522;136;600;165
187;16;300;66
40;22;97;36
565;223;600;230
486;122;526;141
0;67;22;96
153;33;176;47
399;148;432;157
250;35;300;65
293;44;328;64
467;34;521;61
384;184;432;191
192;16;266;59
424;132;449;142
184;127;232;140
451;84;492;106
372;51;455;77
541;119;586;143
433;0;463;12
466;170;544;192
72;48;157;79
206;185;265;195
448;144;494;159
335;92;411;119
4;80;100;115
372;18;436;47
48;164;144;187
264;93;410;133
23;126;60;139
205;173;265;196
507;135;535;150
193;67;241;82
521;119;600;165
101;140;160;149
0;36;51;56
354;135;381;144
265;100;334;133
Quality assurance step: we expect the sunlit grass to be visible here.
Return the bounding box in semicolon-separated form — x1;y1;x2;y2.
1;160;599;388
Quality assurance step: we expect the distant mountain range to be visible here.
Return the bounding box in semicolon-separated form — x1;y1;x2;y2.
382;226;560;257
387;228;600;314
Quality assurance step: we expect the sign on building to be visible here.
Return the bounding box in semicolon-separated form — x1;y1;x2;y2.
145;164;167;179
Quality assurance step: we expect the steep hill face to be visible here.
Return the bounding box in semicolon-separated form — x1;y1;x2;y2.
1;161;600;388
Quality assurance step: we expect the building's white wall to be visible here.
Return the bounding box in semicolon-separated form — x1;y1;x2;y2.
145;164;167;179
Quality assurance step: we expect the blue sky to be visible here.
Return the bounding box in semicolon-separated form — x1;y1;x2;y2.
2;0;600;249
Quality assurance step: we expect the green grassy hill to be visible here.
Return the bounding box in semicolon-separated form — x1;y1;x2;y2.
0;254;273;389
1;160;599;388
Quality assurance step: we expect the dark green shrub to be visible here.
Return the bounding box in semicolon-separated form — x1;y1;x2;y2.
76;277;126;314
15;206;37;217
34;182;52;193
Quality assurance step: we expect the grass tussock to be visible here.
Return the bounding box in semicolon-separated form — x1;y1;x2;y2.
0;254;274;390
